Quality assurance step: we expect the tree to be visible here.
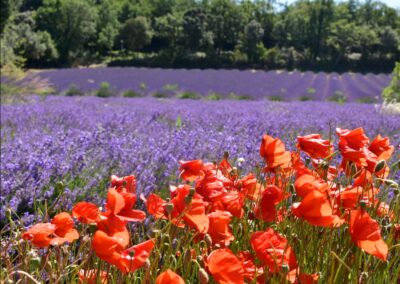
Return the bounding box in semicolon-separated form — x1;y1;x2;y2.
243;20;264;64
96;0;120;55
36;0;97;63
120;17;152;52
382;62;400;102
182;7;210;51
379;26;400;56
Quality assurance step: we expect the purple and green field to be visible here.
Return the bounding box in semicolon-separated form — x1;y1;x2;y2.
1;95;399;225
32;67;392;101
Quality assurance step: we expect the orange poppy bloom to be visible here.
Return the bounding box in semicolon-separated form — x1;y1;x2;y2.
23;212;79;247
105;188;146;222
337;128;370;168
78;269;108;284
170;185;209;233
179;160;205;181
22;223;56;248
239;174;262;201
50;212;79;245
237;251;263;282
368;135;394;161
297;134;333;159
96;214;130;248
336;186;379;209
212;190;244;218
155;269;184;284
260;134;291;171
251;228;297;273
205;248;244;284
207;210;234;247
145;193;166;219
92;230;154;273
256;185;285;222
294;173;330;199
72;202;101;224
287;269;319;284
349;209;388;260
111;175;137;193
196;175;227;200
292;190;343;227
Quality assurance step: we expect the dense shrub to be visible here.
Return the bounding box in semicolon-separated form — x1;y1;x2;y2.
123;90;142;98
96;82;114;97
382;62;400;103
65;84;84;96
178;91;201;99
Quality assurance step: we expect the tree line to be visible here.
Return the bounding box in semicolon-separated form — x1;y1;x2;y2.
1;0;399;72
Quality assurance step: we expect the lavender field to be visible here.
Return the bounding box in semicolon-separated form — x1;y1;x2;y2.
1;96;399;226
32;67;392;101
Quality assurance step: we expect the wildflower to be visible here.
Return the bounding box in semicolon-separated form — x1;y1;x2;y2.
292;190;343;227
111;175;137;193
179;160;205;181
256;185;285;222
156;269;184;284
72;202;101;224
207;211;234;247
297;134;333;159
144;193;166;219
260;134;291;171
205;248;244;284
105;188;146;222
78;269;108;284
251;228;297;273
349;209;388;260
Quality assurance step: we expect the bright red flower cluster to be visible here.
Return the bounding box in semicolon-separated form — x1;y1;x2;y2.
21;128;396;283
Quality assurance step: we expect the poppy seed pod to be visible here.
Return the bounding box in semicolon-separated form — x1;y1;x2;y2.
374;160;386;173
198;268;209;284
165;203;174;215
204;234;213;247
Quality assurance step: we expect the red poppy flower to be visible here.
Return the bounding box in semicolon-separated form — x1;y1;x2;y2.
111;175;136;193
260;134;291;171
156;269;184;284
213;190;244;218
207;211;234;247
349;209;388;260
50;212;79;244
22;223;56;248
287;269;319;284
251;228;297;273
96;214;130;248
336;186;378;209
368;135;394;161
239;174;261;201
337;128;370;167
170;185;209;233
72;202;101;224
196;175;227;200
205;248;244;284
256;185;285;222
78;269;108;284
292;190;343;227
92;230;154;273
297;134;333;159
145;193;166;219
179;160;205;181
105;188;146;222
294;173;330;199
237;251;263;282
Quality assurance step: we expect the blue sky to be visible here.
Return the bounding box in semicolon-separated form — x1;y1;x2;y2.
278;0;399;9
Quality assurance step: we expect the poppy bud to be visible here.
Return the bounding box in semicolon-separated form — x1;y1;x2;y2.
165;203;174;215
393;188;399;195
204;234;212;247
198;268;209;284
374;160;386;173
289;184;295;193
55;181;64;195
184;195;193;205
89;223;97;234
281;263;290;273
189;187;196;197
144;259;151;270
196;255;203;265
30;257;41;269
184;249;192;264
5;208;12;220
224;151;229;159
360;200;368;210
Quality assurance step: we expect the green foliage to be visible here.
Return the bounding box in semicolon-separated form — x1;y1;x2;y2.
307;87;316;95
65;84;84;96
162;83;179;91
328;90;347;104
242;20;264;64
357;97;377;104
36;0;97;64
299;95;313;101
139;82;148;91
123;90;142;98
152;92;168;98
206;92;222;101
96;82;114;98
178;91;201;100
120;17;152;52
268;95;284;102
382;62;400;102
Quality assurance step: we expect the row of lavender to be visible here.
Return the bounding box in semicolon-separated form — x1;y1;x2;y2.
1;96;399;226
32;67;392;101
